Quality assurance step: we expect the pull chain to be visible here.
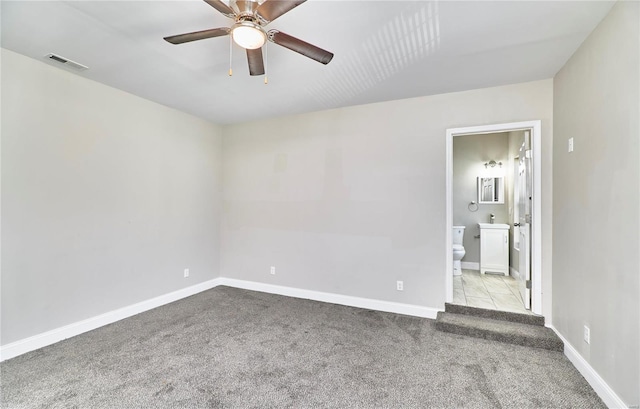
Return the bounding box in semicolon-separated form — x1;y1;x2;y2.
264;41;268;84
228;35;233;76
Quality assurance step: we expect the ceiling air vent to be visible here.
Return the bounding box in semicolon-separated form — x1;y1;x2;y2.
45;53;89;71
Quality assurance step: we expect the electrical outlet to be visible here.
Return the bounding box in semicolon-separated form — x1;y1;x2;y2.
396;281;404;291
184;268;189;278
270;266;276;275
568;137;574;153
583;325;590;344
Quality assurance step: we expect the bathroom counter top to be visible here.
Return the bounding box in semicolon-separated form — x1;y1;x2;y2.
478;223;510;230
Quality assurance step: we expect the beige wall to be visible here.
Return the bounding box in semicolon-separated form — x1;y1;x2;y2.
453;132;509;264
1;49;223;345
553;2;639;406
222;79;553;312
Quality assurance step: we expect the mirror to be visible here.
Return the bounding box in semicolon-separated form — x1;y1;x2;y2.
477;177;504;204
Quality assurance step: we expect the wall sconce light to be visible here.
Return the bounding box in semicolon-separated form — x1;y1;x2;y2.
484;160;502;169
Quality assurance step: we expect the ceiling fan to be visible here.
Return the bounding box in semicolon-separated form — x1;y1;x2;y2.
164;0;334;76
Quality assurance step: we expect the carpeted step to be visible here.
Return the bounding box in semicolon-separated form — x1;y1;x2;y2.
434;311;563;352
444;303;545;326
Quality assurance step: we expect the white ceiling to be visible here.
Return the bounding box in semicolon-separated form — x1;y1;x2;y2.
1;1;614;125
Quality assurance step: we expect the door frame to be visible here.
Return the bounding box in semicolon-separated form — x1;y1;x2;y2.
445;120;542;315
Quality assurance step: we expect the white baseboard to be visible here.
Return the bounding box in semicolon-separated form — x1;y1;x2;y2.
1;277;439;362
0;278;222;362
2;275;627;409
218;278;440;319
548;325;628;409
510;267;520;280
461;262;479;270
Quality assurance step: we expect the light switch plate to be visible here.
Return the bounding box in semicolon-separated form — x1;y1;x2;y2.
584;325;590;344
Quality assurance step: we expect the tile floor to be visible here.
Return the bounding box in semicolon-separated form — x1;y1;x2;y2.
453;269;533;314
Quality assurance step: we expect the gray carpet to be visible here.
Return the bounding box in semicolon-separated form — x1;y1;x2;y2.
443;304;546;327
1;286;605;408
435;312;564;352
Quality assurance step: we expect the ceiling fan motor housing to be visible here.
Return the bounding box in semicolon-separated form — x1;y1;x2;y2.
231;0;261;19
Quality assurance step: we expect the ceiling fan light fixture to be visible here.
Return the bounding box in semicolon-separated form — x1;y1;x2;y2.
231;21;266;49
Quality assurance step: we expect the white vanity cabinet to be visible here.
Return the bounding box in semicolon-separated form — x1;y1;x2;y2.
478;223;510;276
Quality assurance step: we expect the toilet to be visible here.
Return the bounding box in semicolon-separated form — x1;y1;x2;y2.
452;226;466;276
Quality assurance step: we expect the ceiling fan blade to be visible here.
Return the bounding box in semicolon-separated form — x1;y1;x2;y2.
257;0;306;23
246;48;265;76
268;30;334;65
203;0;236;18
164;27;230;45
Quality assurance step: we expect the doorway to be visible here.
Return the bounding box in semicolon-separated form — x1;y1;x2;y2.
445;121;542;315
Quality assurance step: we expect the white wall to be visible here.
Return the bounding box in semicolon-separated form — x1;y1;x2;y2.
1;49;223;345
453;132;509;264
222;80;553;311
553;2;639;406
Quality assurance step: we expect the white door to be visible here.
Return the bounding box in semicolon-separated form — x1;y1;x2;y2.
517;132;532;309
